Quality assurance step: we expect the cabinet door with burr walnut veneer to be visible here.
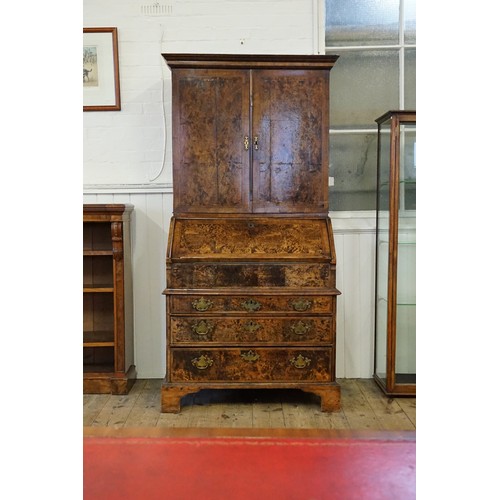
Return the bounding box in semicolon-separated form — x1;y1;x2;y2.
83;204;136;394
161;54;341;413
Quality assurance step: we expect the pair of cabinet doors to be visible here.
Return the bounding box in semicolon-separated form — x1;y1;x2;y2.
170;67;331;214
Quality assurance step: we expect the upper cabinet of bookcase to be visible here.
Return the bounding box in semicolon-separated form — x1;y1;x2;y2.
164;54;338;215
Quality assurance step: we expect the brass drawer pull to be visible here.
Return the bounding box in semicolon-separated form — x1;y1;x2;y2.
240;350;260;362
192;297;213;312
243;320;262;333
244;136;249;150
191;320;214;336
290;321;311;336
191;355;214;370
290;354;311;369
290;298;312;312
241;298;261;312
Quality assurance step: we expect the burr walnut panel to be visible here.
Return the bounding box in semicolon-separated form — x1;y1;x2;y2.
252;71;329;213
171;218;332;261
173;70;250;214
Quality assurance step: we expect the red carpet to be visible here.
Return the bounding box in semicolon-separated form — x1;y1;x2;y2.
84;428;415;500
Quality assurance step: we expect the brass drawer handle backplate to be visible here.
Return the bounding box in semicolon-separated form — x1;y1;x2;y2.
192;297;214;312
290;321;312;336
240;350;260;362
191;320;214;336
241;299;261;312
243;320;262;333
191;355;214;370
290;298;312;312
290;354;311;369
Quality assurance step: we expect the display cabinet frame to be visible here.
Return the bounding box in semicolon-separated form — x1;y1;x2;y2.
373;110;416;396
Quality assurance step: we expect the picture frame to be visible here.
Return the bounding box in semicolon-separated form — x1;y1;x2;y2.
83;27;121;111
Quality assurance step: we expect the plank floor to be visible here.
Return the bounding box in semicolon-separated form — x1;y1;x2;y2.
83;378;416;430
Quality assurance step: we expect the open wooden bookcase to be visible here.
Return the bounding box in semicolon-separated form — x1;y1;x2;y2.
83;204;136;394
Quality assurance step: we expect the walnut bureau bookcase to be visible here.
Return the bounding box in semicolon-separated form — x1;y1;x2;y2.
161;54;341;412
83;204;136;394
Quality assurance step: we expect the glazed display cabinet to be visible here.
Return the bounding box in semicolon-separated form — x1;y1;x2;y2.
83;204;136;394
374;110;416;396
161;54;341;413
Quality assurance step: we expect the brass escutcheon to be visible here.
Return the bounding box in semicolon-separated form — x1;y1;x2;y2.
192;297;214;312
290;298;312;312
240;350;260;362
290;354;311;369
191;320;214;336
241;298;261;312
290;321;311;336
191;354;214;370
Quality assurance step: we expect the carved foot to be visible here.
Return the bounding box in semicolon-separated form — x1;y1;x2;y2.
161;384;197;413
302;385;341;412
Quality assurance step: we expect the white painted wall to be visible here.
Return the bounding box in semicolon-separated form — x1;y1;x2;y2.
83;0;379;379
84;0;323;187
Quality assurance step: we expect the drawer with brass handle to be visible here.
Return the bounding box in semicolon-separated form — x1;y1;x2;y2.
170;317;333;344
169;348;332;382
167;263;333;288
170;295;335;314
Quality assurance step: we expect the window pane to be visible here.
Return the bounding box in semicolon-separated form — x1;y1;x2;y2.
329;133;378;210
404;0;416;44
330;50;399;128
404;48;416;109
401;124;416;210
326;0;400;46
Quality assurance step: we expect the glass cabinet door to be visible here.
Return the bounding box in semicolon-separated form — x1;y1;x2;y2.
374;110;416;396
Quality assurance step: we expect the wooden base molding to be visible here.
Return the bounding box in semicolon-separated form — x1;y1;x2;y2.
161;381;341;413
84;365;137;395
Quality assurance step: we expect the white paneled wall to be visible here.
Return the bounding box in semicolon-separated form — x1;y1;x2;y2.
333;213;377;378
84;188;377;378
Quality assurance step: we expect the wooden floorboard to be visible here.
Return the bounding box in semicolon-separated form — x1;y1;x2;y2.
83;378;416;430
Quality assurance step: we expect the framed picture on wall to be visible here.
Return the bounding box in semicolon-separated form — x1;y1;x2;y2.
83;27;121;111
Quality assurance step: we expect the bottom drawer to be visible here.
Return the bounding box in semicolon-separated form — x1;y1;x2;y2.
169;348;332;383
